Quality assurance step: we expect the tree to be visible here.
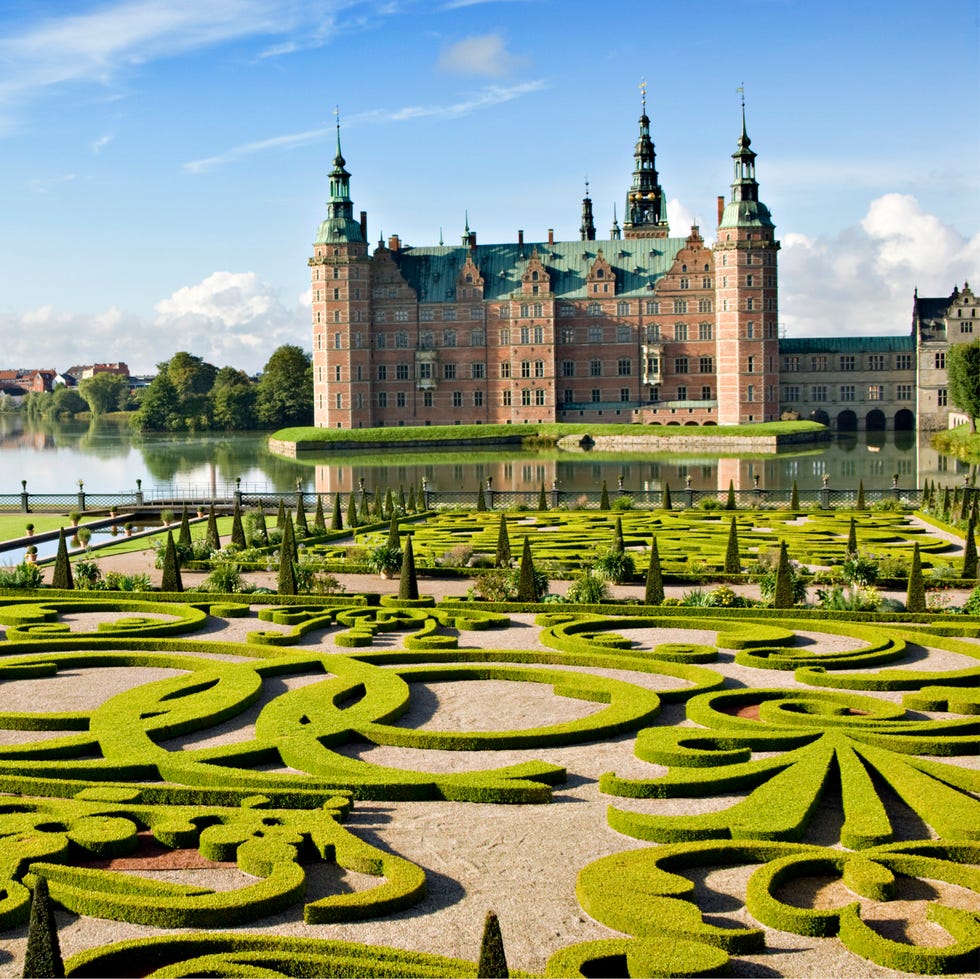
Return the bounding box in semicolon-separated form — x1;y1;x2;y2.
962;514;978;579
662;483;672;511
387;511;401;550
331;494;343;530
644;537;664;605
773;541;795;609
476;483;487;511
599;480;610;510
906;542;926;612
724;517;740;574
537;483;548;511
856;480;866;511
51;386;88;417
790;480;799;511
847;516;858;556
210;367;257;429
278;515;298;595
178;505;192;551
495;513;511;567
230;499;247;549
314;495;326;533
516;536;541;602
131;372;181;431
256;345;313;428
52;528;73;590
726;479;737;510
612;518;625;555
399;536;419;600
161;531;183;593
78;373;128;416
206;504;220;551
276;497;286;528
347;493;359;529
23;877;65;978
295;493;309;534
477;910;509;979
947;338;980;433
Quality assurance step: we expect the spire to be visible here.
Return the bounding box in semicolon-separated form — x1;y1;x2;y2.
579;177;596;241
315;107;364;244
717;88;774;230
623;81;668;239
610;203;621;240
462;211;476;248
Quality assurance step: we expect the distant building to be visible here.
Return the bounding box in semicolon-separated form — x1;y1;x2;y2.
66;362;130;382
309;96;968;433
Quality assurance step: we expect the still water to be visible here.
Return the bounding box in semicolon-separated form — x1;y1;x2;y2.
0;415;968;497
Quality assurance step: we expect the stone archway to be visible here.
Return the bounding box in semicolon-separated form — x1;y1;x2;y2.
895;409;915;431
866;409;887;431
836;410;858;432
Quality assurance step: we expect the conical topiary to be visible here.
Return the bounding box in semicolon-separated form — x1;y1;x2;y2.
387;511;401;550
516;536;539;602
906;542;925;612
644;537;664;605
476;483;487;511
331;494;343;530
276;497;286;528
277;516;297;596
161;531;183;593
477;910;509;979
662;482;672;511
282;511;298;561
408;485;417;513
347;493;359;529
373;487;383;518
960;487;972;522
856;480;866;511
790;480;799;511
962;514;978;580
847;516;858;556
398;536;419;601
205;504;220;551
773;541;794;609
178;505;192;550
495;512;511;567
726;480;737;510
52;528;72;590
399;485;407;512
385;488;394;518
418;479;427;510
612;517;625;555
599;480;610;511
538;483;548;511
941;486;951;521
230;499;246;549
295;493;308;534
253;507;268;546
359;492;371;524
724;517;740;574
24;877;64;978
314;495;326;533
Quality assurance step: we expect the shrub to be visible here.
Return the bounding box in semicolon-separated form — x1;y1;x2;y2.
0;562;43;588
495;513;511;567
203;562;245;594
841;553;879;587
73;560;102;590
699;496;724;511
52;529;73;590
23;877;64;979
566;570;611;604
469;568;515;602
599;481;610;510
399;537;419;601
645;538;664;606
611;495;634;511
906;543;926;613
477;911;509;978
366;544;403;576
596;551;636;584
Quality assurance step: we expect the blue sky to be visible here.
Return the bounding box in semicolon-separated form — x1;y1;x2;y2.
0;0;977;374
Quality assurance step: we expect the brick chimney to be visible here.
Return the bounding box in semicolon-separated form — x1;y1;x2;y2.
717;196;725;226
547;228;554;245
388;234;401;252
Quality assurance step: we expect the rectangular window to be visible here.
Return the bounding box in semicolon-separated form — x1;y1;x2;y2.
396;392;406;408
418;363;432;380
938;388;948;406
783;385;800;402
396;363;409;380
335;393;342;409
935;352;946;369
620;387;630;402
591;388;601;403
394;309;409;322
378;392;388;408
521;361;531;378
423;391;433;407
677;385;688;400
395;331;408;348
896;353;913;370
897;384;913;401
471;362;485;379
869;355;886;371
811;385;827;402
840;355;856;371
840;385;856;402
443;329;457;347
747;356;755;373
535;389;546;406
674;299;688;314
698;298;712;313
701;385;712;400
783;356;800;372
334;332;341;349
698;322;713;340
419;331;434;349
617;359;632;376
534;360;544;378
699;356;713;373
674;357;689;373
562;360;575;377
521;389;532;406
746;385;753;403
443;364;456;380
420;307;435;321
616;325;631;343
589;359;602;377
868;384;884;401
617;301;630;316
499;328;510;345
470;308;483;320
452;391;462;407
443;307;456;321
533;325;543;343
812;355;828;371
563;388;573;404
561;328;575;343
502;390;512;406
474;391;484;407
501;362;511;379
470;328;485;345
588;326;603;343
646;300;659;315
674;323;688;341
377;366;387;380
520;325;530;343
745;321;754;339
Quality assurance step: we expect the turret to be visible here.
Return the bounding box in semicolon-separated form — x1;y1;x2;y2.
579;180;596;241
623;83;669;239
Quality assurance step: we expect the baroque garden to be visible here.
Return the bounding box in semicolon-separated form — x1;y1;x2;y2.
0;485;977;977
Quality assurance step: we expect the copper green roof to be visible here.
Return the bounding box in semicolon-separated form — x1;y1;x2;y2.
390;237;688;302
718;199;774;229
778;334;914;354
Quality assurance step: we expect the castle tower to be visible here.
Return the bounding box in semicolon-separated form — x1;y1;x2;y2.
310;121;371;428
579;180;596;241
622;84;669;239
713;102;780;424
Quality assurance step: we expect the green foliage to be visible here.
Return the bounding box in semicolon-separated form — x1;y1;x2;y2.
161;532;183;593
295;494;309;534
347;493;359;529
841;552;879;587
276;497;286;529
24;877;64;978
476;483;486;511
517;537;544;602
387;512;401;551
367;544;403;576
599;481;610;510
178;506;192;550
856;479;866;510
725;480;737;510
645;537;664;606
847;516;858;555
566;569;611;604
595;550;635;584
399;537;419;601
537;483;548;511
51;528;73;590
662;482;672;511
230;500;247;549
773;541;796;608
611;494;634;511
477;911;509;978
330;494;343;531
963;514;978;579
906;542;926;612
205;505;220;551
209;367;257;430
0;562;43;588
495;512;511;568
78;372;129;417
947;337;980;432
724;517;740;574
256;344;313;428
790;480;799;510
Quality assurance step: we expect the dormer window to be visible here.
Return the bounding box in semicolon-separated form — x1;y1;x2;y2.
531;270;539;281
596;268;604;279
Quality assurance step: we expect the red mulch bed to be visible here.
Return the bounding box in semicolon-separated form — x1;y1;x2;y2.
86;832;236;871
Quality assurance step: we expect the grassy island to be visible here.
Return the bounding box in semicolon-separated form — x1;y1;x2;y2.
932;423;980;463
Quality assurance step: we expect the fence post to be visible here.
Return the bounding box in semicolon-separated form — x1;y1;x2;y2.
551;479;560;510
892;474;900;501
753;474;762;505
685;476;694;510
135;478;144;506
486;476;494;510
77;481;86;513
20;480;29;514
234;477;242;507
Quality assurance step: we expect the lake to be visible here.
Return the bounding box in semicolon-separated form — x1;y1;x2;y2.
0;414;969;498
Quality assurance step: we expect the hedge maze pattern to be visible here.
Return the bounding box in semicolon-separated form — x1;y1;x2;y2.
0;564;977;974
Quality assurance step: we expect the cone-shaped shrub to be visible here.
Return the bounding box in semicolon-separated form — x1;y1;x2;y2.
408;485;417;513
942;486;951;520
724;517;740;574
962;514;978;579
178;505;192;550
205;504;220;551
359;493;371;524
347;493;359;529
282;511;298;561
960;488;972;522
230;500;246;549
599;481;610;510
726;480;737;510
331;494;343;530
906;542;925;612
516;536;538;602
773;541;794;609
398;536;419;600
23;877;64;979
278;518;297;596
644;537;664;605
856;480;866;511
790;480;799;511
161;531;183;593
373;487;383;517
52;528;72;590
399;485;406;512
383;488;393;518
495;513;511;567
612;517;625;555
538;483;548;511
295;494;308;534
276;497;286;528
477;910;509;979
314;495;326;533
662;482;672;511
254;508;268;545
418;479;426;510
387;512;401;550
847;516;858;556
476;484;487;511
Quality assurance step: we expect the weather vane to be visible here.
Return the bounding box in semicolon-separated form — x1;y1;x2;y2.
736;83;745;109
639;79;647;111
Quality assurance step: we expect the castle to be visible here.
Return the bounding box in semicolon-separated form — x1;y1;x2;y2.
309;97;975;433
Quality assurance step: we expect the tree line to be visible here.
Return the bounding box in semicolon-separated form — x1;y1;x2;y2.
18;345;313;432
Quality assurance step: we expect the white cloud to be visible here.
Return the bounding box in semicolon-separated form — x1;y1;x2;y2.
437;33;523;77
90;133;115;153
780;193;980;338
0;271;308;375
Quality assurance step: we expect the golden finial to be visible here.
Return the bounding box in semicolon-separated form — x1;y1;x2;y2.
639;79;647;112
